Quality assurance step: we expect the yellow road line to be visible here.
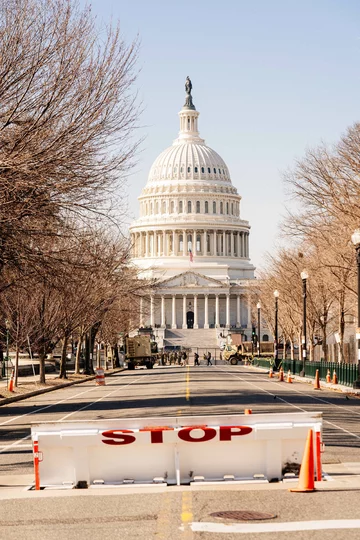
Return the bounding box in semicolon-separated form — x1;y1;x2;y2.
185;365;190;401
181;491;193;538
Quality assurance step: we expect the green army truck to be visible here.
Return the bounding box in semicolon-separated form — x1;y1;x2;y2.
125;336;158;370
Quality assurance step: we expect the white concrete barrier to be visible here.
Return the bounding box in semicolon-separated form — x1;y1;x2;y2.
31;412;322;488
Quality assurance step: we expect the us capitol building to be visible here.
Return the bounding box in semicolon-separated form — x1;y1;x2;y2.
129;78;258;342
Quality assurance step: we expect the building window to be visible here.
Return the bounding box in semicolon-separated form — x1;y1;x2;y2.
205;201;209;213
220;202;223;214
208;167;211;173
162;200;166;213
187;166;190;173
156;201;159;214
231;203;234;215
179;201;183;213
213;201;216;213
213;168;216;174
207;234;210;253
263;334;269;342
195;167;198;173
196;201;200;213
180;167;183;173
218;169;221;174
170;201;175;213
196;235;201;252
201;167;204;173
150;202;153;214
226;202;229;214
179;234;183;251
187;200;192;213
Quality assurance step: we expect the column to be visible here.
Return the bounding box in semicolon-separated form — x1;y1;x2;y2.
153;232;157;257
163;231;167;256
194;295;198;329
222;231;226;256
204;294;209;329
182;295;187;329
203;230;207;256
241;233;244;257
215;295;219;328
139;297;144;327
171;295;177;329
247;298;251;328
172;230;176;256
213;230;217;256
150;295;154;327
226;294;230;328
182;229;186;256
145;231;149;257
246;233;249;258
236;294;241;328
161;296;165;328
229;232;233;257
237;232;240;258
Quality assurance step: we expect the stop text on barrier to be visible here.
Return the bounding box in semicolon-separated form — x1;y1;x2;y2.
102;425;253;445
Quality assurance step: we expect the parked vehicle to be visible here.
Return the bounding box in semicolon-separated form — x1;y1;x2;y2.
223;344;243;365
125;336;158;370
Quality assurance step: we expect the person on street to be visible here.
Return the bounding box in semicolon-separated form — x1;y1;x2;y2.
194;352;200;366
207;351;212;366
182;350;188;366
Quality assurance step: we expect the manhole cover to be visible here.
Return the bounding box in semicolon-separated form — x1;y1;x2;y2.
210;511;277;521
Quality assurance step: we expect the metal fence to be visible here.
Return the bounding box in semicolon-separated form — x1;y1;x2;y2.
251;357;359;387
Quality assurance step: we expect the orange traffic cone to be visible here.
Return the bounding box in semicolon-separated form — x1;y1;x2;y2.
287;370;292;383
244;409;252;414
269;367;274;378
8;369;15;392
289;429;316;492
279;368;284;382
314;369;320;390
326;369;331;383
332;370;338;385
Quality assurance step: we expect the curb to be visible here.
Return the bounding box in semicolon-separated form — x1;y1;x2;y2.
0;368;125;407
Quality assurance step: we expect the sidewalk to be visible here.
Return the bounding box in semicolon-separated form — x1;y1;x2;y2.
0;364;125;406
248;363;360;395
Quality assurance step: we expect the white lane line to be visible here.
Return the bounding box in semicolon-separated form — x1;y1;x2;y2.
191;519;360;534
0;435;31;454
0;375;130;427
58;378;139;421
215;366;360;441
0;444;32;449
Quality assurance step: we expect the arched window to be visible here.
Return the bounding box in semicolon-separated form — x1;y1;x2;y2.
170;201;175;213
213;201;216;213
208;167;211;173
187;200;192;213
196;201;200;213
226;202;229;214
180;167;183;173
262;334;269;342
207;234;210;253
205;201;209;214
218;169;221;174
187;166;190;173
213;168;216;174
179;234;183;251
201;167;204;173
195;167;198;173
196;235;201;252
162;200;166;213
231;203;234;215
179;201;183;213
150;202;153;214
220;202;223;214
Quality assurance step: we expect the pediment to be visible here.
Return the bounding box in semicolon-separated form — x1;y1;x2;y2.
159;271;225;289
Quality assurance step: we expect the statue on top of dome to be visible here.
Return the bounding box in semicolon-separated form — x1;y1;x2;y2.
184;76;195;110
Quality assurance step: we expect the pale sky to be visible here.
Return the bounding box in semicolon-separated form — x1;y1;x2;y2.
82;0;360;270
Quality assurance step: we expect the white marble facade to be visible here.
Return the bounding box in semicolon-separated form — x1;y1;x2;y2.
130;80;256;331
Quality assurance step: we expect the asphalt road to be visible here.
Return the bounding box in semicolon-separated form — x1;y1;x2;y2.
1;364;360;539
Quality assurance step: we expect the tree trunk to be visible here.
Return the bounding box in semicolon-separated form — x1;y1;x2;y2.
338;304;345;364
14;344;19;387
114;343;120;368
59;335;69;379
75;334;84;374
290;340;294;361
39;354;46;384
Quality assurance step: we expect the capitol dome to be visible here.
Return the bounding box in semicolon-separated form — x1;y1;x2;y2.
130;78;255;283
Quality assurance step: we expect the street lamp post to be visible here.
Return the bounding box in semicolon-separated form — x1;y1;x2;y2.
351;229;360;388
274;290;279;370
300;270;309;376
5;319;10;385
257;301;261;358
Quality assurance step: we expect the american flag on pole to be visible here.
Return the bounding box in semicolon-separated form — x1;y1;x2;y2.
189;248;193;262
